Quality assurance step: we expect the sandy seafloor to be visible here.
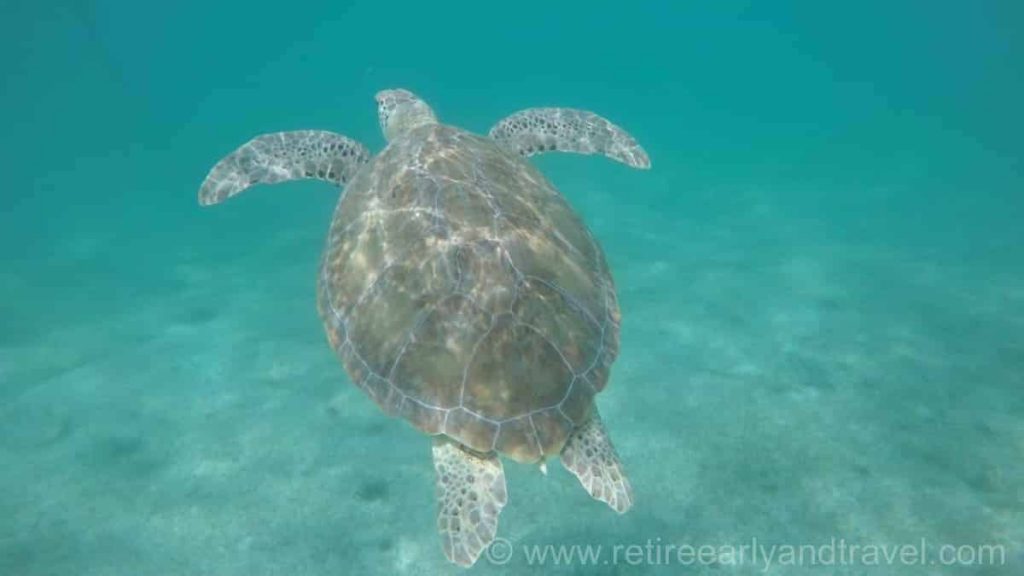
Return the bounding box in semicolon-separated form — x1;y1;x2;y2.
2;1;1022;574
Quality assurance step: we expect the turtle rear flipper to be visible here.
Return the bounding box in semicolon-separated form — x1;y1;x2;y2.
432;439;507;567
198;130;371;206
488;108;651;169
560;410;634;514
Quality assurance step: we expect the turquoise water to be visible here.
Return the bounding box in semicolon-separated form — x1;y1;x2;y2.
2;1;1022;574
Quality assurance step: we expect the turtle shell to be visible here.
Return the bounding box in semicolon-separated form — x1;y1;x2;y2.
316;124;620;463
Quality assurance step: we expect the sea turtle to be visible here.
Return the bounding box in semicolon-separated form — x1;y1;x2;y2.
198;89;650;566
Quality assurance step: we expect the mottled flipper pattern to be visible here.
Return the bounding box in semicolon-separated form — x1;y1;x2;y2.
489;108;651;169
560;411;633;513
432;439;508;567
198;130;371;205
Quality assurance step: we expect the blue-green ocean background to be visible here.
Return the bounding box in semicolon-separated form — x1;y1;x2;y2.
2;1;1022;574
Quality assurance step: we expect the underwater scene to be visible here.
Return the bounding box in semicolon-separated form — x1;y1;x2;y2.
1;1;1022;574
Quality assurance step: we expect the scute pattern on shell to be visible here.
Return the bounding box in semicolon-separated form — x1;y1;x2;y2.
317;124;620;463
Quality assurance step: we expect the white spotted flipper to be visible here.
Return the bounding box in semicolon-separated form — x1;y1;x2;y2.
489;108;651;169
560;410;634;514
432;439;508;567
198;130;371;206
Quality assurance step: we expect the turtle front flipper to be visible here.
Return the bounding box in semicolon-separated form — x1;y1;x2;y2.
198;130;371;206
560;410;634;514
488;108;650;169
432;439;507;567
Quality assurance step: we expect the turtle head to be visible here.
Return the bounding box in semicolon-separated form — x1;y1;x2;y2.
375;89;437;142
